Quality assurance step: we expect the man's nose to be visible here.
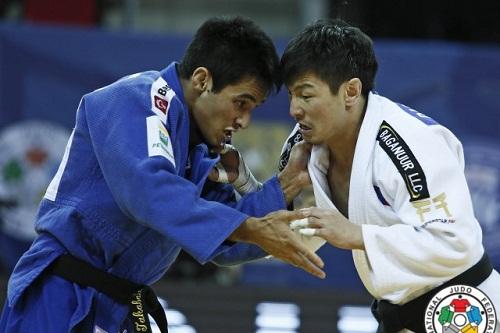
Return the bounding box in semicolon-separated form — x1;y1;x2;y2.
236;111;251;130
289;98;303;120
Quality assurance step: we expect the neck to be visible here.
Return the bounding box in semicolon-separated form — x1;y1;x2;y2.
326;98;367;170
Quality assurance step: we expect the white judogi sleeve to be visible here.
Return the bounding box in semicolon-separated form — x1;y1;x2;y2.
362;116;484;303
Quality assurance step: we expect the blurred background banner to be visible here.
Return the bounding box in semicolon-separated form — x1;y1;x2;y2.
0;120;69;269
1;1;500;331
1;20;499;284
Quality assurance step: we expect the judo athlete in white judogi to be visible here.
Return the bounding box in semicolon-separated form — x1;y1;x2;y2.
276;19;500;333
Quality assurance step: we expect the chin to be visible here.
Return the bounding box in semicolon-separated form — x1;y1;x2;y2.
210;146;223;154
301;136;316;144
208;142;224;154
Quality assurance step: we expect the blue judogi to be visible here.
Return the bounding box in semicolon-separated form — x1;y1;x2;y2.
0;62;283;332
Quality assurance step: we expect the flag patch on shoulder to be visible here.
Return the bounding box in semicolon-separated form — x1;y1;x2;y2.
150;76;175;123
146;115;175;167
376;121;429;202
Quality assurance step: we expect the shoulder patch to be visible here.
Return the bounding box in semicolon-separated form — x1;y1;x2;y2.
278;129;303;171
146;115;175;167
150;76;175;123
377;121;429;202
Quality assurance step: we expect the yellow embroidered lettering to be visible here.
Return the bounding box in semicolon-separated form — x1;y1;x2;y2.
412;199;432;222
432;192;452;217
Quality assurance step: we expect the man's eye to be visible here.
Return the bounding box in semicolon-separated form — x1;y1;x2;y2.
302;95;312;100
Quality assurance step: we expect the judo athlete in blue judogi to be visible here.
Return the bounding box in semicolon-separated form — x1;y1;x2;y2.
0;17;325;333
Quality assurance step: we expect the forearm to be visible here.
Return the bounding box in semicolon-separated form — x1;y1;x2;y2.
212;243;267;266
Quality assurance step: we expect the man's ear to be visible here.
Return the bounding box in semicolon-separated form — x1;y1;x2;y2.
191;67;212;94
344;78;362;107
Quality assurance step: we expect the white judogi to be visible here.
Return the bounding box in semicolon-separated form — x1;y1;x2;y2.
284;92;500;321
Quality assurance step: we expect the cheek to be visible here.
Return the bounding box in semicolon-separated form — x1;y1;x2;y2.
313;108;337;133
218;103;238;123
211;106;229;125
201;97;224;124
308;103;329;122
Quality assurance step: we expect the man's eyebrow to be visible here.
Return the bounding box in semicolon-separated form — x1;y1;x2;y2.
293;83;315;91
235;93;257;103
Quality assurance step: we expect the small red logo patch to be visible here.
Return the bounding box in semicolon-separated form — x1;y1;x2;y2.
154;95;168;113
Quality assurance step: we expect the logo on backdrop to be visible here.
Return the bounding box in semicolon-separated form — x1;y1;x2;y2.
463;140;500;268
425;285;497;333
0;121;70;240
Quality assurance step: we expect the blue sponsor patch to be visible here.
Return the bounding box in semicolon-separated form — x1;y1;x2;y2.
397;103;438;125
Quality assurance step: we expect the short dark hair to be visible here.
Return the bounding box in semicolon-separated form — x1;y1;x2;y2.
179;16;281;95
281;19;378;97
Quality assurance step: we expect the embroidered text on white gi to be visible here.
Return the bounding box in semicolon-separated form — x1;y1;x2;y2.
412;192;453;222
379;130;415;171
377;123;429;201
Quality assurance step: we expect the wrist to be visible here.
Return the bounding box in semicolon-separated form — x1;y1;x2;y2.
277;170;304;204
351;225;365;250
229;217;259;243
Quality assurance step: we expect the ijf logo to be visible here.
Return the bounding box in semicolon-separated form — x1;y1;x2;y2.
425;285;497;333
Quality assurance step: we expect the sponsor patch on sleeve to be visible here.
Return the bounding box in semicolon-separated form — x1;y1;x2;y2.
150;76;175;123
376;121;429;202
146;115;175;167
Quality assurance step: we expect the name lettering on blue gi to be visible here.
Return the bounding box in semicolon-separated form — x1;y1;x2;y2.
377;121;430;202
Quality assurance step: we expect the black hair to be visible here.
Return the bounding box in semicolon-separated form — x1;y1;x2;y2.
179;16;281;95
281;19;378;97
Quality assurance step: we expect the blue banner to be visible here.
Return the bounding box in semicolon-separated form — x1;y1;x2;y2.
1;23;499;289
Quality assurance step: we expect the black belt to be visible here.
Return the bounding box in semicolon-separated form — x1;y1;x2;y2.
371;252;493;333
45;254;168;333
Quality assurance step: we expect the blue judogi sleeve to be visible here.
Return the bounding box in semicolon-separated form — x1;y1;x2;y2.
82;89;251;264
202;177;286;217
